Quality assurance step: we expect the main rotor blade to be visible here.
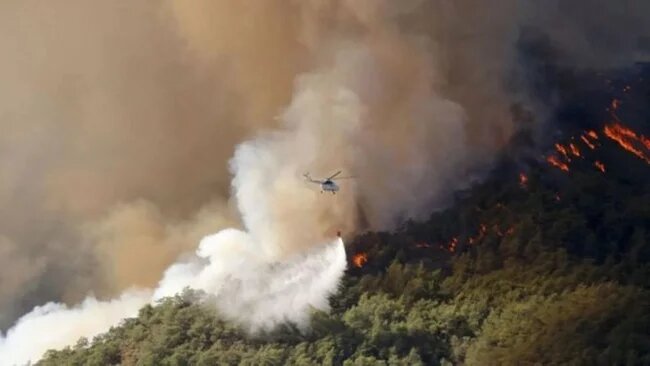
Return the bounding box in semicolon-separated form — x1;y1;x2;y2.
327;170;342;180
332;176;354;180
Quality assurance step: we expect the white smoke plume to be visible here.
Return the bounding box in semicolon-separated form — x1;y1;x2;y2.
154;233;347;332
0;43;366;366
0;290;152;366
0;16;471;359
3;0;650;365
0;234;345;365
0;0;490;363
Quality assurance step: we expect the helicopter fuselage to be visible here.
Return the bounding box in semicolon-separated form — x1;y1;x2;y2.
321;179;339;193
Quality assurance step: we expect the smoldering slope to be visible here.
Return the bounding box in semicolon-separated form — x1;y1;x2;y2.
2;0;650;364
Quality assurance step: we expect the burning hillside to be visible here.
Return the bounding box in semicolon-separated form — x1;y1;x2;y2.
545;95;650;174
2;2;650;365
352;252;369;268
603;123;650;164
35;56;650;366
344;67;650;266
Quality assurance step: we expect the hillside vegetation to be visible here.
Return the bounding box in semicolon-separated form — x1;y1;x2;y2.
39;68;650;365
39;155;650;365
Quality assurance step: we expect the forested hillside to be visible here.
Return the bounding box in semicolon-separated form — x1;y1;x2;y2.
39;66;650;365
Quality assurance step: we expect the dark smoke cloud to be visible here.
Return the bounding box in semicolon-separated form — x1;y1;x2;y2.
1;0;649;334
519;0;650;68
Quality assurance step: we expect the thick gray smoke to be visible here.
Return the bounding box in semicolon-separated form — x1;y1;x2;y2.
1;0;650;364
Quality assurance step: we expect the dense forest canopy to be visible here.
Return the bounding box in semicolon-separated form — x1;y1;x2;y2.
38;65;650;366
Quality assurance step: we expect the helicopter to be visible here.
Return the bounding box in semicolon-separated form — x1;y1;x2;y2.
303;170;353;194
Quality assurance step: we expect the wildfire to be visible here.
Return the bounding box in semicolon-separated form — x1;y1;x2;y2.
580;135;596;150
352;252;368;268
547;155;569;172
434;222;516;254
442;237;459;253
519;173;528;188
569;143;581;157
555;143;570;161
587;130;599;139
468;224;488;245
603;123;650;164
641;136;650;151
481;224;488;233
547;98;650;170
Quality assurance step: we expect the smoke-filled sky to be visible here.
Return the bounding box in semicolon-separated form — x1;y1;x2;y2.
1;0;649;362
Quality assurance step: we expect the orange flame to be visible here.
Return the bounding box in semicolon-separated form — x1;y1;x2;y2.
569;143;581;157
352;252;368;268
641;135;650;151
555;143;570;160
580;135;596;150
519;173;528;188
547;155;569;172
594;161;606;173
444;237;459;252
587;130;599;140
603;123;650;164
